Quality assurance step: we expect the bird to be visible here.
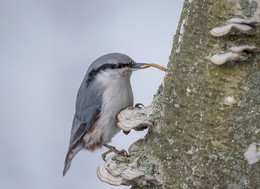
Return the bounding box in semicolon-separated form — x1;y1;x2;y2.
63;53;150;176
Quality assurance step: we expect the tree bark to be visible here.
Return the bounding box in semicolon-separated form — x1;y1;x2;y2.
134;0;260;188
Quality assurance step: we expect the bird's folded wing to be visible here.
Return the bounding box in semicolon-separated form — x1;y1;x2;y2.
68;80;105;148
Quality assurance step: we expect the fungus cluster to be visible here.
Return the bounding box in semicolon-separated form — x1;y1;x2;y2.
210;18;258;37
97;154;159;186
97;106;160;186
210;18;259;65
210;45;260;65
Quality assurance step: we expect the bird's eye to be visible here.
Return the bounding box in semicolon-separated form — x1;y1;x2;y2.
117;64;123;69
126;61;134;67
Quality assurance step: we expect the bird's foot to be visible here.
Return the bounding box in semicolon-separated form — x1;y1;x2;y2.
102;144;129;161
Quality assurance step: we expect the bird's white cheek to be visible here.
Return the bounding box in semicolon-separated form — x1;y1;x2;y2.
122;68;132;75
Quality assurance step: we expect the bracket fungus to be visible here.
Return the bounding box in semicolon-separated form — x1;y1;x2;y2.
228;18;259;26
229;45;260;53
117;106;154;134
210;18;258;37
210;52;245;65
210;23;255;37
97;154;160;186
210;18;260;65
97;106;160;186
210;45;260;65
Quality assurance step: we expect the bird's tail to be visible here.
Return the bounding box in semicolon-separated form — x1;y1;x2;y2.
63;145;82;176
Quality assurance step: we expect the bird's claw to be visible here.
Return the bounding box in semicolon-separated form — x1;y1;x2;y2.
102;144;130;161
117;149;129;157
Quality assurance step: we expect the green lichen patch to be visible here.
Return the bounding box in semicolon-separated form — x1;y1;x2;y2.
239;0;259;18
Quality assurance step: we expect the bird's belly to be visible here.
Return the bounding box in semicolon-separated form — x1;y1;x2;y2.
83;81;133;149
100;83;133;143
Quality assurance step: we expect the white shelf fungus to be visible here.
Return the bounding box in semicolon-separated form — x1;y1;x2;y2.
228;18;259;26
97;155;159;186
210;45;259;65
117;106;154;132
210;23;255;37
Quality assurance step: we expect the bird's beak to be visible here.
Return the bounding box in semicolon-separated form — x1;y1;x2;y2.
132;63;150;69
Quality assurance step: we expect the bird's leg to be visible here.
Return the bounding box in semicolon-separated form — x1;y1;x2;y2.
101;149;112;161
102;144;129;161
103;144;129;156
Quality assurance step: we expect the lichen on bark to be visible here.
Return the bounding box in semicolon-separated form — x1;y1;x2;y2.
133;0;260;188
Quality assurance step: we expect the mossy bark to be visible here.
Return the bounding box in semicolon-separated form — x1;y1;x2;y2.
133;0;260;188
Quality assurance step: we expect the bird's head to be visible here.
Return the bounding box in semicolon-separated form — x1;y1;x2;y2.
85;53;149;85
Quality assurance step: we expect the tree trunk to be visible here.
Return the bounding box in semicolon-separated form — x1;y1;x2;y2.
134;0;260;188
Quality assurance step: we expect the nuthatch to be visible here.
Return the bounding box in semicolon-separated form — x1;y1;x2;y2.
63;53;165;176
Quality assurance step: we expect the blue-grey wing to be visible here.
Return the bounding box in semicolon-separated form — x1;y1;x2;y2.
69;80;104;148
63;80;104;176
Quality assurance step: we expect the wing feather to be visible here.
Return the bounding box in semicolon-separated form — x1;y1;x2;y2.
69;80;104;148
63;79;104;176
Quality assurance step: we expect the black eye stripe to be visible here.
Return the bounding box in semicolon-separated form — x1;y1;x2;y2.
85;62;133;86
110;63;132;69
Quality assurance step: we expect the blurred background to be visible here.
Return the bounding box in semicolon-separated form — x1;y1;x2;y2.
0;0;183;188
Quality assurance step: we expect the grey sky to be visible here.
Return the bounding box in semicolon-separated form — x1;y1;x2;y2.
0;0;183;188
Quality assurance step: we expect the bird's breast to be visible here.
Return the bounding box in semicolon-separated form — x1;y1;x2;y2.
93;75;134;144
101;77;133;116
